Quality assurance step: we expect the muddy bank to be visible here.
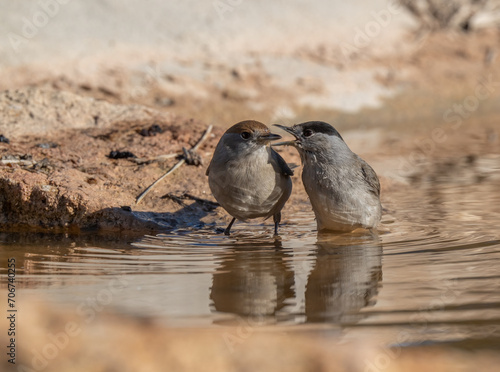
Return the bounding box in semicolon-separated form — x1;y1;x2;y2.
1;27;500;232
0;84;499;232
0;88;226;231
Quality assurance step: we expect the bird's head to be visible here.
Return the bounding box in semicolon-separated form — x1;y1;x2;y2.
221;120;282;154
273;121;346;156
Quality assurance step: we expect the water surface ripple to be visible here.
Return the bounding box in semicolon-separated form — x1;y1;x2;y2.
1;177;499;347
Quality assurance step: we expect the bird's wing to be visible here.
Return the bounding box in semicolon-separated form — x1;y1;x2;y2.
359;160;380;197
271;148;294;177
206;155;215;176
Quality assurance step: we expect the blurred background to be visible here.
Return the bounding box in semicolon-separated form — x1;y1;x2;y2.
1;0;497;128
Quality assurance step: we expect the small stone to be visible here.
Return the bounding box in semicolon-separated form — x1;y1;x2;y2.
154;97;175;107
108;151;137;159
137;124;163;137
37;142;58;149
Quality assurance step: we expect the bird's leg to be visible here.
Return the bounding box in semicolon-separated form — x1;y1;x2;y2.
273;212;281;236
224;217;236;235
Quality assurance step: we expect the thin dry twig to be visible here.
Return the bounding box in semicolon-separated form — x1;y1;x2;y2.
135;125;213;205
0;159;35;166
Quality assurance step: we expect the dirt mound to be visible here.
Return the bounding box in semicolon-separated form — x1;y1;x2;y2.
0;88;222;232
0;88;162;137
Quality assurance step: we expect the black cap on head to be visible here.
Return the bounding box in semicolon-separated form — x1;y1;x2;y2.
296;121;343;140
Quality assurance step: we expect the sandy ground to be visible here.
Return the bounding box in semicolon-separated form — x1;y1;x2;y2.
0;26;499;231
0;1;411;64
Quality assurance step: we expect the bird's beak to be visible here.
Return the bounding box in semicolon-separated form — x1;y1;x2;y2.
271;124;299;147
257;132;282;143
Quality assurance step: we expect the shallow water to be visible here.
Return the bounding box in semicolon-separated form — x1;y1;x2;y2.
1;174;500;349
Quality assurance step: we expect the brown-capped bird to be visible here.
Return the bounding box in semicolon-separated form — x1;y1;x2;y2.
206;120;293;235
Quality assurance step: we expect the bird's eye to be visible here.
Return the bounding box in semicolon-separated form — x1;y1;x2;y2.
240;132;251;140
303;129;313;137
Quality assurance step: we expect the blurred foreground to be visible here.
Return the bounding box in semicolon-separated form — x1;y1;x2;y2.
1;298;499;372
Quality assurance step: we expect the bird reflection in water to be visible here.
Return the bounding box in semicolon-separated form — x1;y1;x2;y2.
305;232;382;324
210;238;295;320
210;232;382;325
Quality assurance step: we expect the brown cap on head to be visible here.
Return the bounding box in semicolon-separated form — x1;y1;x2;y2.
225;120;270;135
